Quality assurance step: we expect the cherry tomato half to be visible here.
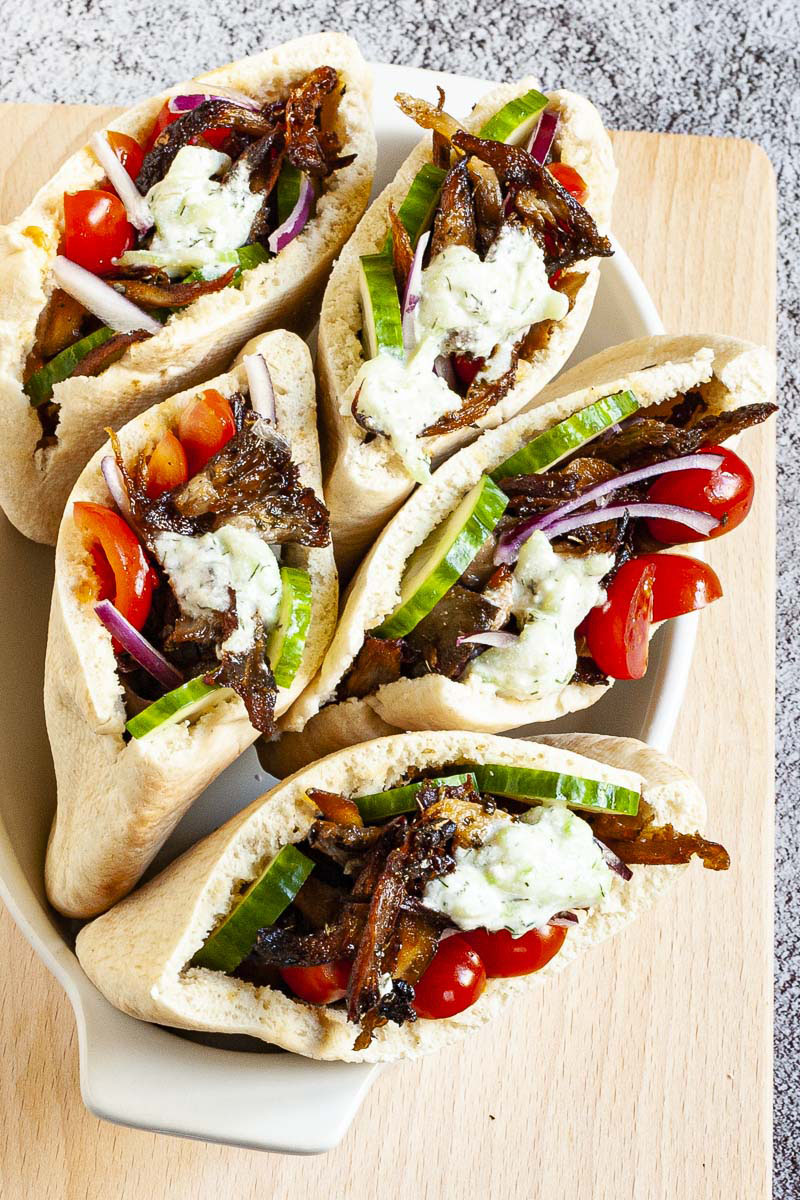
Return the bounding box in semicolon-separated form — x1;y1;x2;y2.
585;558;656;680
452;353;485;388
635;553;723;622
413;934;486;1019
462;924;567;978
279;959;352;1005
63;189;134;274
146;430;189;499
646;446;755;544
106;131;145;180
548;162;588;204
73;501;156;630
145;100;230;154
177;389;236;476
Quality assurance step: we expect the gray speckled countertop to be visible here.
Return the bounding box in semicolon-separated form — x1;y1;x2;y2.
0;0;795;1190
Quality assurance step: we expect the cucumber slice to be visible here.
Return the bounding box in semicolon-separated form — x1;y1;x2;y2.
355;771;478;822
24;326;115;406
385;163;447;251
472;764;640;815
191;844;314;974
267;567;313;690
479;89;549;145
359;252;404;360
491;390;641;481
374;474;508;638
125;676;222;739
276;162;304;225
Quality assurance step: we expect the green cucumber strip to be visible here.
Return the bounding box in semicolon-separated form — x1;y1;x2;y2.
479;89;549;144
125;677;221;739
359;253;404;359
491;390;641;481
276;162;304;225
374;474;508;639
267;567;313;690
471;764;640;815
355;771;478;822
191;844;314;974
24;326;116;406
384;163;447;251
181;243;270;288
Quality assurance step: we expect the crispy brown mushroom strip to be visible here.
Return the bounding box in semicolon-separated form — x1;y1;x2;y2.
111;266;236;309
395;92;465;143
306;788;364;826
135;100;277;193
430;157;476;258
71;330;152;378
285;65;342;176
421;344;520;436
388;203;414;294
604;825;731;870
431;86;451;170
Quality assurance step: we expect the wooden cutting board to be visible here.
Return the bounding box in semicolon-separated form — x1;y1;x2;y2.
0;107;775;1200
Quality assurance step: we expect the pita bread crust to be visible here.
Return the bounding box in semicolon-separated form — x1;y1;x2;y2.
44;329;338;918
317;81;617;573
262;334;775;779
0;33;375;544
76;731;706;1062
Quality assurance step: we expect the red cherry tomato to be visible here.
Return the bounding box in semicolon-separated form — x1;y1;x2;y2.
646;446;755;544
106;131;145;180
462;924;567;978
177;389;236;476
635;553;723;622
146;430;189;499
145;100;229;154
585;558;656;680
548;162;588;204
73;501;156;630
279;959;352;1005
63;189;134;274
413;934;486;1019
452;353;485;388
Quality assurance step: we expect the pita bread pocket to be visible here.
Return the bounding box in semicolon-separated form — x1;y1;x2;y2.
45;329;337;919
76;730;729;1062
0;32;375;543
317;79;617;572
262;333;775;779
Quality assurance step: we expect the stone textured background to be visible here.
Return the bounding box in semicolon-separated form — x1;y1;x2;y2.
0;0;795;1190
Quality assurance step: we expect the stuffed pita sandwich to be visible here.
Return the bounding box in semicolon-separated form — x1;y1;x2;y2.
0;32;375;543
262;334;775;779
76;730;729;1062
44;329;337;918
317;79;617;572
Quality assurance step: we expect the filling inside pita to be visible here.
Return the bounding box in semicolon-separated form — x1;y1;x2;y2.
190;769;728;1050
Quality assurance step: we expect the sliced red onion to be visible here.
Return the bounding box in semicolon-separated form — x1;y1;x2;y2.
267;175;314;254
167;90;259;114
95;600;183;690
456;630;519;648
244;353;276;423
52;256;162;335
401;229;430;352
101;455;131;517
496;502;720;564
549;910;579;927
527;109;559;163
535;453;724;531
90;132;153;233
433;353;457;389
596;838;633;882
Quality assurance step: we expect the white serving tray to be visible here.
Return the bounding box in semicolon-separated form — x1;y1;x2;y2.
0;62;685;1155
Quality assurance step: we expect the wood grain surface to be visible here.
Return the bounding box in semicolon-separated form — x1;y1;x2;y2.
0;106;775;1200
